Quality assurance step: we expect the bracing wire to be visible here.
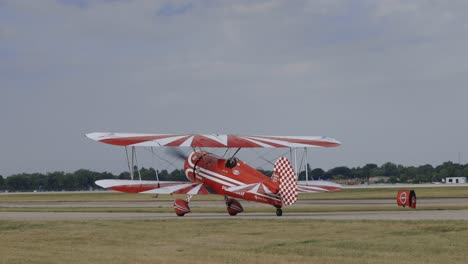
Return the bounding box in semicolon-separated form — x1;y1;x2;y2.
142;147;182;170
248;148;291;168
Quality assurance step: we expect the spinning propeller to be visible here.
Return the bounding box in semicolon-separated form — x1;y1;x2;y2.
166;148;189;161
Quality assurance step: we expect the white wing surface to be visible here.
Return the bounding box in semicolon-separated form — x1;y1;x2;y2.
95;179;210;194
86;132;340;148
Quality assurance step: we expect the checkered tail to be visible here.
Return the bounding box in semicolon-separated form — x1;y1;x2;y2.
274;157;298;206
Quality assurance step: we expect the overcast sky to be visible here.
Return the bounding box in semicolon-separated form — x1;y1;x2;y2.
1;0;468;176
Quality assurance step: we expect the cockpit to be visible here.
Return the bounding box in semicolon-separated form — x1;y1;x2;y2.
225;157;239;169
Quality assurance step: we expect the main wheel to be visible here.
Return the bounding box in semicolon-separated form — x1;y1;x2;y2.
276;208;283;216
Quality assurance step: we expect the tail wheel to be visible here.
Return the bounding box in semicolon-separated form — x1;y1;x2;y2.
276;208;283;216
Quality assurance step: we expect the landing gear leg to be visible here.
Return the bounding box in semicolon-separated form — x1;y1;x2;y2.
276;207;283;217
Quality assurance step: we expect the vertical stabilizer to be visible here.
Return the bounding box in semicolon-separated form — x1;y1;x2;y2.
274;157;298;206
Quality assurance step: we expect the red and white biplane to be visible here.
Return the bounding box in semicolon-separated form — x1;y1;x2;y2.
86;133;342;216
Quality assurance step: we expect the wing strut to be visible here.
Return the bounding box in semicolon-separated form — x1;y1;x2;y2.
125;146;132;180
151;147;160;182
305;147;309;184
294;147;298;179
289;148;299;179
124;146;141;181
134;147;142;181
231;147;241;158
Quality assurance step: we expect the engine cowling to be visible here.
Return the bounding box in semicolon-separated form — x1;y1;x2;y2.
173;199;191;216
226;198;244;216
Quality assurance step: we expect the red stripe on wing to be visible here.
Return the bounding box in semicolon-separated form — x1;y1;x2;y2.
100;135;178;146
109;182;181;193
191;135;226;147
255;136;340;147
164;135;192;147
173;185;210;194
227;135;263;148
244;137;288;147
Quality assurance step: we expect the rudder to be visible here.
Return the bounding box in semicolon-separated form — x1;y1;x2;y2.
273;157;297;206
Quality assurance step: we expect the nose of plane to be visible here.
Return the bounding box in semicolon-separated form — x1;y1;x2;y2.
184;151;201;182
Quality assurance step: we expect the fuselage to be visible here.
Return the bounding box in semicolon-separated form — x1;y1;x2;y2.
184;151;283;207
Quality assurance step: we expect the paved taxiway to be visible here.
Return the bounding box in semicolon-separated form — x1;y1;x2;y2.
1;198;468;220
1;198;468;208
1;210;468;221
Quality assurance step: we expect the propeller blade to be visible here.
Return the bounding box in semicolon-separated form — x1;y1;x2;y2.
165;148;188;161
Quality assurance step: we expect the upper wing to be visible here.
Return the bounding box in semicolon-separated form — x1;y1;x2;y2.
297;180;343;193
86;132;340;148
95;179;210;195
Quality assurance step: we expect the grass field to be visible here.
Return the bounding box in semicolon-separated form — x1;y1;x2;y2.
1;186;468;202
1;220;467;264
1;188;468;263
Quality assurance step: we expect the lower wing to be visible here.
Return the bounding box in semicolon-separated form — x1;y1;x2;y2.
95;179;210;195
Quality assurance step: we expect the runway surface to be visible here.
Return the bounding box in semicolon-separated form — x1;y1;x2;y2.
1;198;468;221
1;210;468;221
1;198;468;208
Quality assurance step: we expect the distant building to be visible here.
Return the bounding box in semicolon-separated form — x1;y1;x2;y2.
444;177;466;184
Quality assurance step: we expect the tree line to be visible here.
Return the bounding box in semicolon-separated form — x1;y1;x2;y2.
296;161;468;184
0;168;187;192
0;161;467;192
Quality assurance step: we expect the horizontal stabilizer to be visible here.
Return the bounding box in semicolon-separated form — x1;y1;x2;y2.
225;183;275;195
297;180;342;193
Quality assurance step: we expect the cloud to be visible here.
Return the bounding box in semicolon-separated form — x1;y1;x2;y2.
227;0;282;15
1;1;468;175
373;0;419;17
57;0;90;9
157;2;193;16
